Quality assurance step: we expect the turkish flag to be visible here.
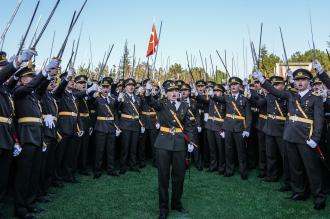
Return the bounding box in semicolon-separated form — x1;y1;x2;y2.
146;23;159;57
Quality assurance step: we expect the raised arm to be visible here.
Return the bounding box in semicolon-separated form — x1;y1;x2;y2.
13;73;47;99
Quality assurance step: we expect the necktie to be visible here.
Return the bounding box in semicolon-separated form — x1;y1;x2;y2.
171;101;176;111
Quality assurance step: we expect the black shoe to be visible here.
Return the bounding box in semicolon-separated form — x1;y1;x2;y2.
218;171;224;175
196;166;203;171
79;170;91;176
52;181;64;188
107;171;119;177
314;202;326;210
93;173;102;179
28;207;45;214
159;212;168;219
224;173;234;177
257;173;266;178
241;174;248;180
286;193;309;201
71;178;80;183
37;196;51;203
139;163;146;169
119;169;127;174
278;185;291;192
15;212;36;219
172;207;188;213
262;176;278;182
129;167;141;172
207;168;216;172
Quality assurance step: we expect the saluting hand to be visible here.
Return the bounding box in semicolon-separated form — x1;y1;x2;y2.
313;60;324;74
17;49;38;64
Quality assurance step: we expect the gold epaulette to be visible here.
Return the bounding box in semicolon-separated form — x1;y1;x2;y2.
312;91;320;96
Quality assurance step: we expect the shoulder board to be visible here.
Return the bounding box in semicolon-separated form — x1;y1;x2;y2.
312;92;320;96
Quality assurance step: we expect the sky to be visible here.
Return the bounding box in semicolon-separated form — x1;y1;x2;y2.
1;0;330;78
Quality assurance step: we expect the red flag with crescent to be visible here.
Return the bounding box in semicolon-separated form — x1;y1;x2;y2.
146;23;159;57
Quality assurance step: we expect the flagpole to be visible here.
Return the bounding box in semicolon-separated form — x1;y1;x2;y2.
146;56;150;79
152;21;163;79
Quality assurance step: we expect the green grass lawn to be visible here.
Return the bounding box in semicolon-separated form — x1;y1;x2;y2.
3;165;330;218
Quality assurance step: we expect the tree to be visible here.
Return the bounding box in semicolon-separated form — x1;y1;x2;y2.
118;40;131;79
289;49;330;72
258;45;281;78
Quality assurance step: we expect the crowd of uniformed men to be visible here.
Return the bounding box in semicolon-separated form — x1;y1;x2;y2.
0;48;330;219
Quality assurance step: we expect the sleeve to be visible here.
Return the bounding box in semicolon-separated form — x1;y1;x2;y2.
250;91;267;107
145;95;162;111
319;71;330;89
13;73;46;99
0;62;16;84
53;79;69;99
261;80;290;100
311;96;324;143
244;99;252;133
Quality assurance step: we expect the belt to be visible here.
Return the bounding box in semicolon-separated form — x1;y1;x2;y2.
258;114;267;120
267;114;286;121
121;114;139;120
160;126;182;134
59;111;77;117
42;115;57;121
79;113;90;117
142;111;156;116
0;116;12;124
226;113;245;120
208;116;224;122
18;117;42;123
289;115;313;124
97;116;114;121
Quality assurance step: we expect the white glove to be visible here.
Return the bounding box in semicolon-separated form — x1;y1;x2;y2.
87;78;93;86
155;123;160;129
204;113;209;122
220;131;225;138
44;115;55;129
306;139;317;148
242;131;250;138
286;69;294;84
145;82;153;96
146;81;153;91
244;85;251;99
115;129;122;137
13;143;22;157
313;60;324;74
66;67;74;81
208;89;214;97
197;126;202;133
87;83;97;94
135;86;143;95
191;85;198;96
17;49;37;63
188;144;194;153
77;130;84;137
9;55;16;63
252;71;265;84
89;127;93;136
224;84;229;91
42;144;47;152
141;126;145;134
45;59;60;72
243;78;248;87
321;88;328;102
117;92;124;102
